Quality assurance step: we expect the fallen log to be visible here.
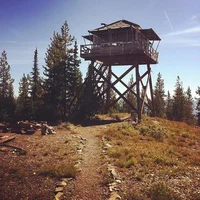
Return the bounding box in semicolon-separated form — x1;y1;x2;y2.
0;136;15;143
0;143;25;152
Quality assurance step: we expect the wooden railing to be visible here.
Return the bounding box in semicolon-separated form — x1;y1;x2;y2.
80;41;159;62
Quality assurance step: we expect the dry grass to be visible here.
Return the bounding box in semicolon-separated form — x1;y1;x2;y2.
102;115;200;199
149;182;181;200
0;127;78;199
38;162;77;178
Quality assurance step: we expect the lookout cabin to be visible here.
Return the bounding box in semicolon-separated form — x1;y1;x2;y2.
80;20;161;65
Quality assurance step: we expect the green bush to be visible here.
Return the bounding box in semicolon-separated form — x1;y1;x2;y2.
150;182;181;200
108;148;122;158
138;125;167;141
39;163;77;179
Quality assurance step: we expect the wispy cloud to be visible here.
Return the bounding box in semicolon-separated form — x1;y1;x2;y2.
165;26;200;36
162;14;200;48
162;37;200;47
190;14;200;24
162;12;200;47
164;10;173;32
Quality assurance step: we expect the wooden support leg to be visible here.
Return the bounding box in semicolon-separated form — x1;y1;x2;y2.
148;64;155;116
106;66;112;112
136;64;141;123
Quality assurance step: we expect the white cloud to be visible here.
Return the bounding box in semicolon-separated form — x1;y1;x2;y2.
162;37;200;47
165;26;200;36
190;14;200;24
162;24;200;47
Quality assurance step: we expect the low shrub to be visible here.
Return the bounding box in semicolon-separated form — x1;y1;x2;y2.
62;122;75;130
108;148;122;158
38;162;77;179
150;182;181;200
137;124;167;141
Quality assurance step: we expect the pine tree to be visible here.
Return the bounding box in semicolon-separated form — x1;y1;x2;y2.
166;91;173;120
30;48;43;120
65;40;82;115
196;87;200;126
73;63;102;120
73;40;82;94
154;72;165;118
0;51;15;122
110;89;120;112
184;87;195;125
0;51;14;98
31;48;40;102
43;21;74;120
124;74;137;113
16;74;31;120
172;76;185;122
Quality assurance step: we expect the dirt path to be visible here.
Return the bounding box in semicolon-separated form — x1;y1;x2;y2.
71;125;109;200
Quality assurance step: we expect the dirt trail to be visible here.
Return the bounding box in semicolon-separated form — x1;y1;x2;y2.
71;125;108;200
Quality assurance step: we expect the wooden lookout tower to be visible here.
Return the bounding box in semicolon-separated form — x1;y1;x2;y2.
80;20;161;122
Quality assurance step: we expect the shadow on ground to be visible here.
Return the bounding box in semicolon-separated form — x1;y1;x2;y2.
73;119;119;127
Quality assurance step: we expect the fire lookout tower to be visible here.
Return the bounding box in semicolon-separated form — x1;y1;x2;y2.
80;20;161;122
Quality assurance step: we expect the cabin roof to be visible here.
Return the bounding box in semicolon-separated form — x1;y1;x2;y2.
83;20;161;41
83;35;93;41
141;28;161;40
89;20;141;33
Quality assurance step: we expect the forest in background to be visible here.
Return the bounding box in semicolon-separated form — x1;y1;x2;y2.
0;21;200;125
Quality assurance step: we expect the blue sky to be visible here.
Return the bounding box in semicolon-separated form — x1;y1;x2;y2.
0;0;200;97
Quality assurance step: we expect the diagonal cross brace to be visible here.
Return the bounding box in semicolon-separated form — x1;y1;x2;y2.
93;67;138;112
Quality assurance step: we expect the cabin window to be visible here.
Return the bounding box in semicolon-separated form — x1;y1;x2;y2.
93;35;99;44
100;33;109;43
93;33;109;44
111;30;127;43
127;29;135;42
118;31;125;42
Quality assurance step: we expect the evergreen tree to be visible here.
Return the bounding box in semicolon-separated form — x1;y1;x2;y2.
73;40;82;94
166;91;173;120
16;74;31;120
0;51;14;98
110;89;120;112
154;72;165;118
172;76;185;122
30;48;43;120
43;21;74;120
196;87;200;126
118;99;126;113
31;48;40;102
184;87;195;125
0;51;15;122
66;40;82;115
72;63;102;120
124;74;137;113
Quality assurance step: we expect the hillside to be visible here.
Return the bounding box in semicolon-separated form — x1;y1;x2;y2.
0;115;200;200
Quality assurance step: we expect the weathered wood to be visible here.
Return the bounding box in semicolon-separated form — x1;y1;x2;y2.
148;64;155;116
93;67;137;112
136;65;141;123
106;65;112;112
77;20;160;122
0;136;15;143
0;143;24;151
141;67;151;113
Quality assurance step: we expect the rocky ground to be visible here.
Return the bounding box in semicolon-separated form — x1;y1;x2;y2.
0;116;200;200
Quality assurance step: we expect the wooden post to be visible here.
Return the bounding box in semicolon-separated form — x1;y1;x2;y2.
136;64;141;123
106;65;112;112
148;64;155;116
88;61;95;83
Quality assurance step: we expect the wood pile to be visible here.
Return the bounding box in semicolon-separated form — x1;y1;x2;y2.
0;121;55;135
